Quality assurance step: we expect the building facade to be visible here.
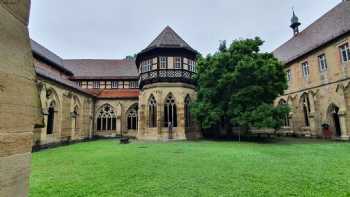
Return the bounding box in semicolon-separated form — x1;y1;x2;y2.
31;26;201;146
274;1;350;140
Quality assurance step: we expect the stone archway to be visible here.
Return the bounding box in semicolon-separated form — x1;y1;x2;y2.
327;104;342;137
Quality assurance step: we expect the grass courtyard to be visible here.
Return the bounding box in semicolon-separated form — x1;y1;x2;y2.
30;138;350;197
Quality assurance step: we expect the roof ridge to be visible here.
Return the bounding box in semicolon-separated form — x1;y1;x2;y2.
273;1;350;64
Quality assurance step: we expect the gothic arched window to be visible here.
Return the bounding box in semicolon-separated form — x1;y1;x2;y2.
184;95;191;128
97;104;116;131
278;99;290;127
301;94;311;127
73;105;79;131
148;95;157;128
127;107;138;130
47;101;56;134
164;94;177;127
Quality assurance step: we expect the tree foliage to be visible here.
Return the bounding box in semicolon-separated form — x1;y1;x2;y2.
192;37;289;132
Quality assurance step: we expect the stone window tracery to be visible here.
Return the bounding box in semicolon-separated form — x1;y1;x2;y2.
148;95;157;128
96;104;117;131
164;94;177;127
127;108;138;130
301;94;311;127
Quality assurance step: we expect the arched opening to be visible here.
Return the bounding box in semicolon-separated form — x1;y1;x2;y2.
328;104;342;137
127;104;138;130
278;99;290;127
73;105;79;131
301;93;311;127
47;101;55;134
148;95;157;128
184;95;191;128
164;93;177;127
96;104;117;131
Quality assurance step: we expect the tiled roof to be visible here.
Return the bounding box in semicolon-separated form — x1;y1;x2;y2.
96;89;139;99
35;66;98;96
31;39;73;75
63;59;138;79
273;1;350;64
140;26;198;54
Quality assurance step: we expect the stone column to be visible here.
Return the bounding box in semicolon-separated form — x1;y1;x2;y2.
308;93;317;137
116;103;122;136
338;110;349;140
0;1;43;197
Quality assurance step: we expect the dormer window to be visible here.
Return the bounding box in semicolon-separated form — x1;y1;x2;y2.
318;54;328;72
160;57;168;69
174;57;182;69
301;62;310;79
340;43;350;63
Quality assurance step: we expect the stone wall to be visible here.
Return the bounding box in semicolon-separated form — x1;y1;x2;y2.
276;34;350;140
33;78;94;146
137;82;201;140
95;98;139;138
0;1;43;196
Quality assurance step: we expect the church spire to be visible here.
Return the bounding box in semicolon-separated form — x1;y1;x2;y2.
290;9;301;36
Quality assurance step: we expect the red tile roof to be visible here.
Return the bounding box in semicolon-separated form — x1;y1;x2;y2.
97;89;140;99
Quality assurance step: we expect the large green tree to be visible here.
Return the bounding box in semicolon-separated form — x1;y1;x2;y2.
192;37;289;133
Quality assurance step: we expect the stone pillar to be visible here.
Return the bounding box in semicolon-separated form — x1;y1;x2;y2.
0;1;43;197
116;103;122;136
156;91;162;138
339;110;349;140
308;93;317;137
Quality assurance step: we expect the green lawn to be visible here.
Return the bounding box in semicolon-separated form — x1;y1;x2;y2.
30;138;350;197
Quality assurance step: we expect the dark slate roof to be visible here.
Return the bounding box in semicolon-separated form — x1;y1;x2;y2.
63;59;138;79
273;1;350;64
140;26;198;54
35;66;98;97
30;39;73;75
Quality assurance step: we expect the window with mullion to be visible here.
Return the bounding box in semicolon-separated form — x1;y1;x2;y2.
286;69;292;81
174;57;182;69
340;43;350;63
160;57;168;69
301;62;310;79
318;54;328;72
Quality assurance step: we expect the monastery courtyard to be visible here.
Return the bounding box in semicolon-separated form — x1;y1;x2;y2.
30;138;350;197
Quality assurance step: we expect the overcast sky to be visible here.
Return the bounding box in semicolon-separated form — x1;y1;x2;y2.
29;0;340;59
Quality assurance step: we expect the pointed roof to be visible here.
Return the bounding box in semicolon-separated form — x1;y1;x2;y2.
140;26;197;54
290;10;301;28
